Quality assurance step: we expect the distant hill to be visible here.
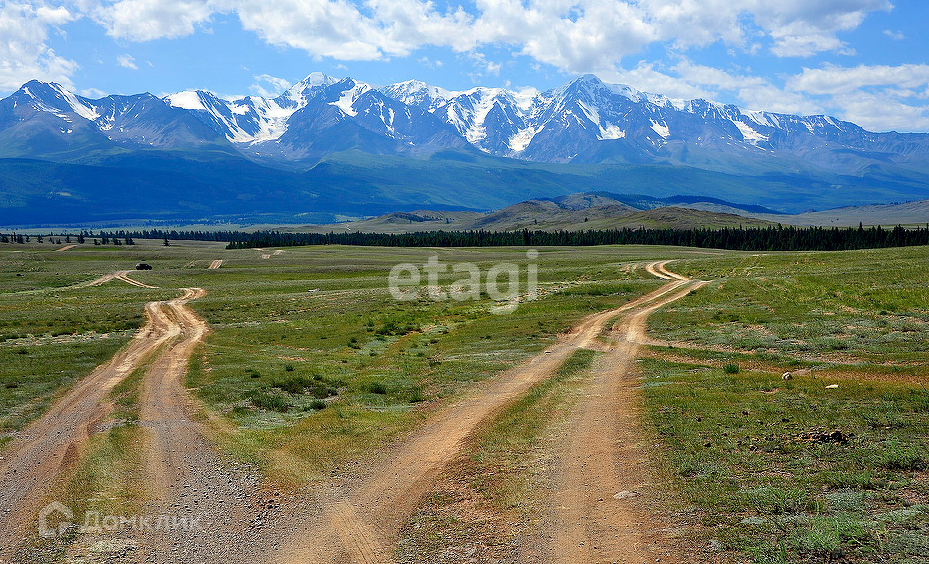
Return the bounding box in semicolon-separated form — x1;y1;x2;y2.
304;193;776;233
301;192;929;234
694;199;929;227
304;210;485;234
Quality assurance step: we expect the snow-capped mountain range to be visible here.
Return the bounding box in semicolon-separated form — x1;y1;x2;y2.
2;72;929;176
4;72;929;226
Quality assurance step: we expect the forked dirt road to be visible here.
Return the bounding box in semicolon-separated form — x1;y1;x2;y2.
275;262;703;564
0;287;206;560
82;270;158;289
1;260;701;563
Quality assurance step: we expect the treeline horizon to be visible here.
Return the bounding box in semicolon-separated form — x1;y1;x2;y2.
3;225;928;252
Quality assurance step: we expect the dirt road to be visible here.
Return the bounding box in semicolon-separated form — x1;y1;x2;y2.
549;278;707;564
645;260;688;281
83;270;157;289
131;289;283;564
1;259;700;563
208;260;223;269
274;262;701;563
115;271;159;288
0;288;205;559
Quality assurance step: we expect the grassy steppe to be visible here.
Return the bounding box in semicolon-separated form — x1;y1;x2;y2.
643;246;929;562
2;239;927;563
178;246;670;485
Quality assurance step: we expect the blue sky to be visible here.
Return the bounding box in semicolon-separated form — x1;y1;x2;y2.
2;0;929;131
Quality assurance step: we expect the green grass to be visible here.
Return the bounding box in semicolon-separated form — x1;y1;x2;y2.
6;237;929;562
650;247;929;364
17;364;149;563
641;356;929;563
180;245;668;485
635;246;929;562
471;347;599;512
0;239;192;437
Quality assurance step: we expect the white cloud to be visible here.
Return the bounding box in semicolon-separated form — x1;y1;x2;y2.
753;0;890;57
788;64;929;95
600;61;716;101
230;0;405;61
79;86;108;98
883;29;905;40
783;63;929;131
0;1;79;90
249;73;290;97
830;91;929;132
116;53;137;69
92;0;215;41
466;51;503;77
80;1;894;73
600;59;823;115
469;0;657;73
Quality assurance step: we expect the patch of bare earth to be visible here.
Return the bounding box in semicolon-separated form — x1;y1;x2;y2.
541;281;708;564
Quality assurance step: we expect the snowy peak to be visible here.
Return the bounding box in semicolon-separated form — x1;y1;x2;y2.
325;78;371;117
276;73;339;110
14;80;99;121
379;80;452;111
298;71;338;89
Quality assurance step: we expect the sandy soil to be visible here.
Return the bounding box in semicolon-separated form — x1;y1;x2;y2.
644;260;688;281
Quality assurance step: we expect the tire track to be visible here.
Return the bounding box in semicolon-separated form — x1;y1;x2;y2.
132;291;281;564
115;271;159;289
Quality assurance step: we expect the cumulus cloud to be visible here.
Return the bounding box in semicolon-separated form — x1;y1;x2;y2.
469;1;657;73
83;1;893;68
753;0;890;57
781;63;929;131
116;53;137;69
92;0;215;41
231;0;403;60
0;1;79;90
830;91;929;131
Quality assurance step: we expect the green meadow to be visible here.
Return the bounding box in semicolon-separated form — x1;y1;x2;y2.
2;238;927;562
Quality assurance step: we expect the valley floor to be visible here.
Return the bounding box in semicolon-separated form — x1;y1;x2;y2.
0;240;926;563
